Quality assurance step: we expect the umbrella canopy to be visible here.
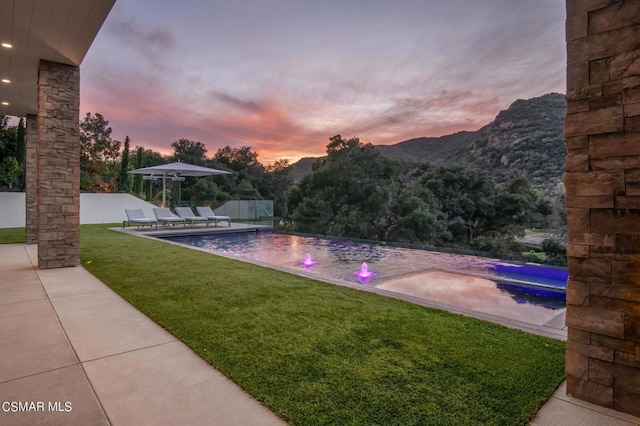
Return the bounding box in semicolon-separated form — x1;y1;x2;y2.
129;161;231;207
129;161;231;177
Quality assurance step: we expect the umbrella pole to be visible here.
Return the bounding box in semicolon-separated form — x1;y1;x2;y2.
162;175;166;207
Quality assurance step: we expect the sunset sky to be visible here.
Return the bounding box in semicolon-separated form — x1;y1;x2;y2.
80;0;566;164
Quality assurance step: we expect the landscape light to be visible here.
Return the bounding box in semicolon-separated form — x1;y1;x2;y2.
300;253;317;268
354;262;375;283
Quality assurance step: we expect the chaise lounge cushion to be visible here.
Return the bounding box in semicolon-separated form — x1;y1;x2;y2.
153;208;186;226
125;209;158;229
174;207;209;226
195;206;231;226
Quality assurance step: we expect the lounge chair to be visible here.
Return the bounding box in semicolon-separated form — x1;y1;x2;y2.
196;206;231;227
124;209;158;229
153;208;186;227
174;207;209;227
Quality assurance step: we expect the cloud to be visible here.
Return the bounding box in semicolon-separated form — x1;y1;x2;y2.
107;18;175;50
104;18;176;67
208;91;263;113
81;58;545;165
81;68;329;162
328;90;504;147
81;0;567;164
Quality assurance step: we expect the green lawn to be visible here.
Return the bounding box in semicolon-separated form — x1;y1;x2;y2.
522;250;547;261
0;227;25;244
3;225;566;425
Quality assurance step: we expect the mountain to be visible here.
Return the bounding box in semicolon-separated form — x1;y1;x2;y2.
466;93;566;195
287;157;319;182
289;93;567;195
375;131;478;164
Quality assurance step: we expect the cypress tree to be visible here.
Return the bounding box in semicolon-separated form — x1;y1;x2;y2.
119;136;130;192
133;146;143;196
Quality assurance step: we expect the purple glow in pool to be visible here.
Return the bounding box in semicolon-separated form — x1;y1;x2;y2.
355;262;375;282
489;263;568;289
300;253;318;268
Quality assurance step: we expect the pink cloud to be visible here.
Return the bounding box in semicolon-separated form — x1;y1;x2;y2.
78;0;565;165
81;66;548;165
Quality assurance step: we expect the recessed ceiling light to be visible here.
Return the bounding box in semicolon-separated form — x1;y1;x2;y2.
1;79;10;84
1;42;12;48
1;101;9;106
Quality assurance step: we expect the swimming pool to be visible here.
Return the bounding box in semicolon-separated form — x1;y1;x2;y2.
162;231;567;325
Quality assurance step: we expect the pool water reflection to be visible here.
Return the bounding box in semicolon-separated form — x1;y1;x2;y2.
162;232;566;322
377;271;565;325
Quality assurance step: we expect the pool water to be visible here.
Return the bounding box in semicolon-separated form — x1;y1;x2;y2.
162;232;567;324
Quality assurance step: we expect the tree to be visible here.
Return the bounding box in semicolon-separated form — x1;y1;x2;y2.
326;134;361;155
0;116;18;161
118;136;131;192
415;164;493;242
549;182;567;244
189;178;230;205
265;159;293;218
15;118;25;166
210;145;265;200
171;139;207;165
0;116;24;190
0;156;22;188
214;145;259;171
80;112;121;191
287;135;554;255
168;139;208;204
170;179;181;208
542;237;566;262
413;164;551;246
133;146;144;196
385;181;450;244
289;135;409;240
0;115;7;155
487;177;551;237
139;147;166;166
134;147;168;201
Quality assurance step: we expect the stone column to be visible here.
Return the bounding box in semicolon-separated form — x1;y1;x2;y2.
25;114;38;244
564;0;640;416
36;60;80;269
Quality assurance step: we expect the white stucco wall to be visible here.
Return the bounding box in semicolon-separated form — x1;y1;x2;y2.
0;193;157;228
0;193;26;228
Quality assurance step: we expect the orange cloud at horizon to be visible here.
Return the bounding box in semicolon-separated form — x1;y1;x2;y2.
81;73;505;166
78;0;565;166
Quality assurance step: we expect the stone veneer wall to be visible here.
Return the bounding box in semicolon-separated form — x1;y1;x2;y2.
36;61;80;269
564;0;640;416
25;114;37;244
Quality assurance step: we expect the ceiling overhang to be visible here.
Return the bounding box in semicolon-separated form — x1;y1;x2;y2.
0;0;116;116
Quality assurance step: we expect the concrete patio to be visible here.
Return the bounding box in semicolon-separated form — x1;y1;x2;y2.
1;242;639;425
0;243;284;425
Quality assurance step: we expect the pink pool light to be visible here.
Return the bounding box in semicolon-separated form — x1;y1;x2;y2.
300;253;318;268
355;262;375;282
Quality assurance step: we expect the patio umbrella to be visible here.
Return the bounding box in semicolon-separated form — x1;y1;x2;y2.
129;161;231;207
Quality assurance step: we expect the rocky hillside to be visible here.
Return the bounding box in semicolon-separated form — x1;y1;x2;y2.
288;157;319;182
290;93;567;195
375;131;478;164
377;93;566;195
466;93;565;195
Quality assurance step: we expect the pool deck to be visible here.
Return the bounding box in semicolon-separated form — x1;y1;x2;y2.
2;242;640;425
118;221;272;238
0;243;284;426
